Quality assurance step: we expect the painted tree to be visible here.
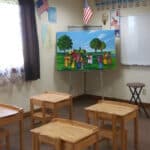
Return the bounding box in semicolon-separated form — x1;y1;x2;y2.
100;41;106;52
90;38;102;53
57;35;73;53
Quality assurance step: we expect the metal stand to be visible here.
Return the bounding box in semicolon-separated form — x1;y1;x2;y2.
99;70;104;100
67;25;102;95
83;71;87;94
69;71;73;93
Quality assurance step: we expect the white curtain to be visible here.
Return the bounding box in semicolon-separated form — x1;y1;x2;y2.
0;0;18;4
0;1;24;85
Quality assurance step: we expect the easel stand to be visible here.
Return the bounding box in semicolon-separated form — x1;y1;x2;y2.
68;71;87;94
100;70;104;100
83;71;87;94
69;71;73;93
67;25;102;95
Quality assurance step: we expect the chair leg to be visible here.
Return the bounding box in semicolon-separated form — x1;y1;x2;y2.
118;129;127;150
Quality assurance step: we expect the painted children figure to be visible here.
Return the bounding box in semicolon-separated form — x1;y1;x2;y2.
87;54;93;64
64;55;68;67
80;56;84;69
107;52;112;64
103;52;108;65
64;55;71;67
71;59;75;69
97;55;103;69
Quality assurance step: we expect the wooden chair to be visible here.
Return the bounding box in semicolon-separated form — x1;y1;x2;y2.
0;128;10;150
97;114;127;150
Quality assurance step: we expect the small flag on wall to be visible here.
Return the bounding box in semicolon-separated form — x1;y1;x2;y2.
36;0;49;16
48;7;57;23
83;0;93;24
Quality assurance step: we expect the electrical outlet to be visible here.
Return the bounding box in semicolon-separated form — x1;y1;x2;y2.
142;88;146;95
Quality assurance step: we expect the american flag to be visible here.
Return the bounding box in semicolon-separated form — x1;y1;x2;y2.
36;0;49;16
83;0;93;24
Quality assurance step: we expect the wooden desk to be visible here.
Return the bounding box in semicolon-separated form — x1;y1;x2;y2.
30;91;73;127
0;103;24;150
31;118;99;150
85;100;139;150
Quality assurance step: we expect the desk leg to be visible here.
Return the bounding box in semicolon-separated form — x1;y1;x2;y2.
85;111;90;124
30;102;34;128
112;116;117;150
121;119;126;150
32;134;35;150
32;134;39;150
55;139;61;150
52;105;58;118
69;98;73;120
134;111;138;150
19;112;24;150
93;142;99;150
93;133;99;150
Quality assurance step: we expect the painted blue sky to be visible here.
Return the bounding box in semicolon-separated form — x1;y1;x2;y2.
56;30;115;52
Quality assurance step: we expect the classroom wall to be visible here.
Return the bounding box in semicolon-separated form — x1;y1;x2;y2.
86;1;150;103
1;1;150;112
0;0;83;111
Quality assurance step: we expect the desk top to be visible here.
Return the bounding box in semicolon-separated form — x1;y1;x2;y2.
30;92;72;103
0;105;19;119
31;118;98;143
85;100;138;117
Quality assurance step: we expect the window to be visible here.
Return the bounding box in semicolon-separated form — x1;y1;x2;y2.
0;1;24;85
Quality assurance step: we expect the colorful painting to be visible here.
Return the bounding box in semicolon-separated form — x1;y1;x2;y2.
56;30;116;71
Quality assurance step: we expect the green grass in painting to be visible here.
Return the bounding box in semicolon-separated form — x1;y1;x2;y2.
56;51;116;71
